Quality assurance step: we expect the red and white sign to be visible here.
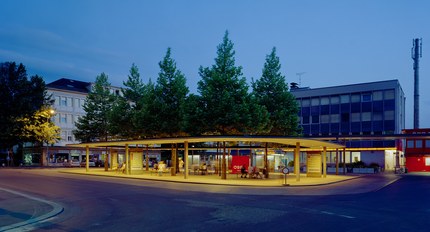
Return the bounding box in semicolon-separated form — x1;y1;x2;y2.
231;156;249;174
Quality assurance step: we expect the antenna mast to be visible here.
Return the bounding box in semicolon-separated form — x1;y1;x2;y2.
412;38;422;129
296;72;306;87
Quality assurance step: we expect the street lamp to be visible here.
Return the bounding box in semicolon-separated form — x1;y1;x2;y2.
45;109;55;166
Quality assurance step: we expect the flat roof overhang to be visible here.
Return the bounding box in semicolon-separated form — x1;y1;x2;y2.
66;135;344;149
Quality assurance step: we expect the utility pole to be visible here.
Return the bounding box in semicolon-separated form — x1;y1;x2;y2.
412;38;422;129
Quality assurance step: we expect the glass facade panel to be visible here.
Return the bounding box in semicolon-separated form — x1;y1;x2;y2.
311;98;320;106
351;94;360;103
302;99;310;107
331;114;340;123
321;105;330;114
330;104;339;114
373;91;383;101
385;90;395;99
426;140;430;148
384;111;394;120
351;113;360;122
373;112;383;121
320;115;330;123
340;95;350;103
312;115;319;124
302;116;310;124
362;112;371;121
321;97;330;105
362;93;372;102
331;96;339;104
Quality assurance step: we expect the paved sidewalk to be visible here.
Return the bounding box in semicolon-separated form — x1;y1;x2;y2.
60;167;359;187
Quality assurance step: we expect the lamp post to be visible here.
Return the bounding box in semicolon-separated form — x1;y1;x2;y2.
45;109;55;166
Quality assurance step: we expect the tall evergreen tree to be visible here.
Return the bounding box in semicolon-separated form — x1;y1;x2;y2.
74;73;115;142
197;31;250;135
252;47;301;135
153;48;189;136
109;64;145;139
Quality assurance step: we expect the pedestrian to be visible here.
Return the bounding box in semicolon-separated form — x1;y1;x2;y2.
240;165;248;178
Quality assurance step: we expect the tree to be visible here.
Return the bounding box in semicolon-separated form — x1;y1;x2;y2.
73;73;115;142
18;107;60;147
153;48;189;136
109;64;145;139
0;62;51;165
197;31;251;135
252;47;301;135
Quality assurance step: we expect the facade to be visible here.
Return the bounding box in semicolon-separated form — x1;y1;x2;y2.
403;129;430;172
290;80;406;170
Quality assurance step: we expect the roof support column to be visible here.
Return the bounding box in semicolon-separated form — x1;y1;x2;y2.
222;142;226;180
125;144;129;175
343;147;346;175
323;146;327;178
335;148;339;175
85;145;89;173
184;141;189;179
171;144;176;176
264;143;269;179
145;145;149;171
295;142;300;182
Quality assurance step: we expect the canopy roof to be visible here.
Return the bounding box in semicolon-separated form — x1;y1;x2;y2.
67;135;344;149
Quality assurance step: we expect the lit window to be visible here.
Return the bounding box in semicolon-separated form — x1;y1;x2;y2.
426;157;430;166
311;98;319;106
320;115;330;123
302;99;310;107
373;112;383;121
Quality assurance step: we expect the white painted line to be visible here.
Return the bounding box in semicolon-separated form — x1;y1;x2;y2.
339;214;356;219
320;211;335;215
0;187;64;231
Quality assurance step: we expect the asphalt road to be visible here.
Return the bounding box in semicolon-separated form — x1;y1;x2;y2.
0;169;429;232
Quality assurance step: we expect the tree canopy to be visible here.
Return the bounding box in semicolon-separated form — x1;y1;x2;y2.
0;62;51;150
252;47;301;136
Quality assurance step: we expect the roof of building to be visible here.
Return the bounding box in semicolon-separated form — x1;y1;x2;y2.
290;79;402;98
46;78;91;93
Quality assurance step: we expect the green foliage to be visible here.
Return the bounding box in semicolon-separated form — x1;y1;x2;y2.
18;107;61;145
197;31;251;135
252;47;301;136
0;62;51;150
73;73;115;142
153;48;189;136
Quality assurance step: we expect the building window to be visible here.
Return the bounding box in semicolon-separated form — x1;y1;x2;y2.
312;115;319;124
330;96;339;104
339;95;349;104
351;113;360;122
407;140;414;148
373;112;383;121
341;113;350;123
60;97;67;106
384;90;395;99
331;114;340;123
373;91;383;101
320;97;329;105
384;111;394;120
311;98;319;106
68;135;73;141
351;94;360;103
302;99;310;107
426;140;430;148
320;115;330;123
302;116;310;124
426;157;430;166
362;93;372;102
416;140;423;148
55;96;60;106
362;112;371;121
60;114;67;123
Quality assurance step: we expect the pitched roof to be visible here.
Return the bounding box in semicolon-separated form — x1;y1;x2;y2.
47;78;91;93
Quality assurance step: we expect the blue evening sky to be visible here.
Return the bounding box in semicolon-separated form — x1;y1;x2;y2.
1;0;429;129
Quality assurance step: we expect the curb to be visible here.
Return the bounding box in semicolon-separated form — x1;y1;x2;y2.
0;187;64;232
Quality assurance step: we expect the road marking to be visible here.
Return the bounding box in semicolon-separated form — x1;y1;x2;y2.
0;187;64;232
320;211;355;219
